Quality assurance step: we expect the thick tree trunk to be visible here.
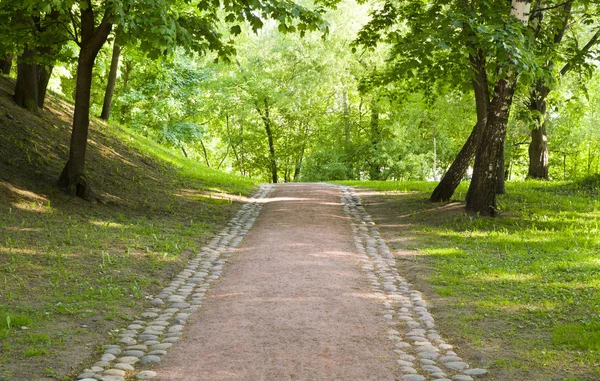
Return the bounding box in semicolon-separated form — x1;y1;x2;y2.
528;125;548;178
57;8;112;199
527;85;550;179
14;47;39;112
466;75;517;216
100;39;121;120
37;65;53;109
430;49;489;202
0;54;12;74
430;122;482;201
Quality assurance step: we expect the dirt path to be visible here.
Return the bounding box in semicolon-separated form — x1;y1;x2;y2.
154;183;401;380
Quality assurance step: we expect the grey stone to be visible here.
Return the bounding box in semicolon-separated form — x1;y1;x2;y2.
117;356;139;364
162;337;179;343
126;345;148;351
140;313;159;319
402;375;426;381
103;369;126;377
140;355;161;365
100;376;124;381
452;376;474;381
118;337;136;345
444;362;469;371
422;365;443;373
122;350;145;357
136;371;158;379
113;363;135;371
77;373;96;380
151;343;172;351
101;354;116;362
104;348;121;356
138;335;159;341
401;366;418;374
463;369;488;376
397;360;413;367
148;350;167;356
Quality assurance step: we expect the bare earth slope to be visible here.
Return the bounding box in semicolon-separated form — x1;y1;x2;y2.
155;183;402;380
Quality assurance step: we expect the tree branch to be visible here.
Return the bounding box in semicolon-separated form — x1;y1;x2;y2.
560;29;600;76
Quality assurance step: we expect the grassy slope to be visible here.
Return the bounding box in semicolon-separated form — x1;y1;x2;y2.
336;180;600;381
0;76;257;380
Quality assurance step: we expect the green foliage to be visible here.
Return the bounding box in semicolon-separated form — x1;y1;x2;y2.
301;149;352;181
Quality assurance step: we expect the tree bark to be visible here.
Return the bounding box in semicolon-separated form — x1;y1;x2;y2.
14;47;39;112
528;125;548;179
199;139;210;167
466;74;518;216
37;65;53;109
100;36;121;120
262;98;278;183
369;100;381;180
119;60;132;124
430;49;490;202
0;54;12;74
57;8;112;199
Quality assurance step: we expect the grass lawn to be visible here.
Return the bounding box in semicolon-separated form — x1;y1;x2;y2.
0;76;257;380
336;180;600;381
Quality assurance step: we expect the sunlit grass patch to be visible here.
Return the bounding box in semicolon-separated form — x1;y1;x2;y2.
354;179;600;380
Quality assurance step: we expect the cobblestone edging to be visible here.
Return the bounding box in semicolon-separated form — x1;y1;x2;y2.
75;184;274;381
340;186;488;381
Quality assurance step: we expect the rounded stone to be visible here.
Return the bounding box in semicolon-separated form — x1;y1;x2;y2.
162;337;179;343
104;348;122;356
463;369;488;376
402;375;426;381
452;376;474;381
78;379;98;381
117;356;140;364
444;362;469;371
104;369;126;377
140;355;161;364
101;376;124;381
123;350;145;357
101;354;116;362
397;360;413;367
113;363;135;371
148;350;167;356
151;343;172;351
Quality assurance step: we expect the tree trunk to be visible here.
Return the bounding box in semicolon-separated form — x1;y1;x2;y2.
199;139;210;167
37;65;53;109
57;8;112;199
528;125;548;178
369;101;381;180
466;75;517;216
14;47;39;112
0;54;12;74
100;38;121;120
430;49;489;202
259;98;277;183
119;60;132;124
496;143;506;195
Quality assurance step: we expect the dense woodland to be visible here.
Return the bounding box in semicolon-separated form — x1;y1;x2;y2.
1;0;600;216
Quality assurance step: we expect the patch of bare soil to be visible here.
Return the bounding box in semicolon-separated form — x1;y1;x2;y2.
154;184;402;381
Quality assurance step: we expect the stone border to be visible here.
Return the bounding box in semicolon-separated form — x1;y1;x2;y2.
75;184;274;381
340;186;488;381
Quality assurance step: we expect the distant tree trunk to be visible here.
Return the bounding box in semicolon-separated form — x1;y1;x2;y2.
37;65;53;109
14;47;39;112
199;139;210;167
57;9;112;199
100;36;121;120
119;60;132;124
369;100;381;180
343;89;350;144
0;54;12;74
527;85;550;179
294;122;309;181
430;49;489;202
180;145;188;158
466;75;518;216
257;98;277;183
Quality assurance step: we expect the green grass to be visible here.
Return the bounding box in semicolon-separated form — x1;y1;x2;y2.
343;180;600;380
0;76;258;379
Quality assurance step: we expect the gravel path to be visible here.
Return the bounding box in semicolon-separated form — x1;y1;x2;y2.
74;183;487;381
